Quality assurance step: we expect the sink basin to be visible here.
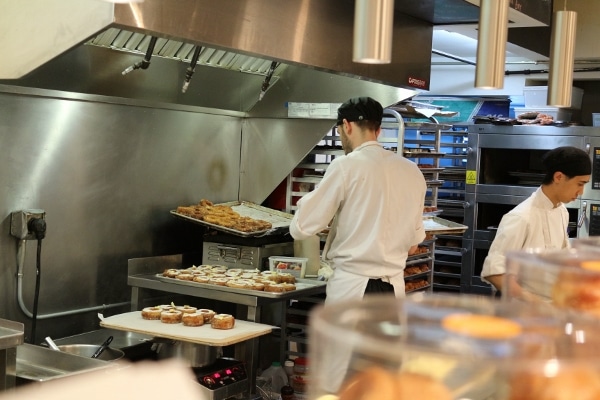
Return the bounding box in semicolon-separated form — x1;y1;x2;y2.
52;328;155;361
16;344;116;382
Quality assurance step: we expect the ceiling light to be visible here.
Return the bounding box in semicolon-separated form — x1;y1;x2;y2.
547;10;577;107
100;0;144;3
353;0;394;64
475;0;509;89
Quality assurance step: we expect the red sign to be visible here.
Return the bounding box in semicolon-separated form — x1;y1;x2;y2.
408;76;427;89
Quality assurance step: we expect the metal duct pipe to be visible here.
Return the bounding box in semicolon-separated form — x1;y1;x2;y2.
475;0;510;89
547;10;578;107
352;0;395;64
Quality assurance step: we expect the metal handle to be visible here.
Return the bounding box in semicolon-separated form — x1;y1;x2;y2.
45;336;60;351
91;336;113;359
578;201;588;228
467;147;473;154
217;245;241;260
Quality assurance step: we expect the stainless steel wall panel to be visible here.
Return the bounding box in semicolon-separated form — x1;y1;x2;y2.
0;90;241;341
239;118;332;203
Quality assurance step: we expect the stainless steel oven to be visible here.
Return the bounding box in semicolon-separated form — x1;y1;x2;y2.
463;124;600;294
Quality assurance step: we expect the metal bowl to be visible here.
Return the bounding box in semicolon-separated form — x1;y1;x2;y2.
58;344;124;362
152;339;221;367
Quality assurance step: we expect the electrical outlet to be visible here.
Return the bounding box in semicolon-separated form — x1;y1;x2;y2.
10;209;46;240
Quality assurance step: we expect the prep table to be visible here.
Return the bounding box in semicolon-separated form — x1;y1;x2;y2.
127;253;326;393
0;318;24;390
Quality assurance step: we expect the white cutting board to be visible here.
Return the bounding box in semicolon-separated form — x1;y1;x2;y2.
100;312;273;346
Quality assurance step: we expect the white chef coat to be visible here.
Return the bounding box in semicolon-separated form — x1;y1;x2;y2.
290;141;427;304
481;186;569;284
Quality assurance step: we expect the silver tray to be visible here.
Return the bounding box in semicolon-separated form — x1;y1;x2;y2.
154;274;326;299
423;210;443;217
423;216;468;234
403;150;446;158
0;318;24;350
171;201;293;237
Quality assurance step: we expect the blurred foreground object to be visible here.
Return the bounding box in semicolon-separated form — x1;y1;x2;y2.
0;360;205;400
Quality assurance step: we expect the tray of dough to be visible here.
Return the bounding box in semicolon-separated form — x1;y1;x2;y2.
154;274;326;299
171;201;293;237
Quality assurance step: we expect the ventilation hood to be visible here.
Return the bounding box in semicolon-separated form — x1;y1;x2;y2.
0;0;552;113
0;0;435;111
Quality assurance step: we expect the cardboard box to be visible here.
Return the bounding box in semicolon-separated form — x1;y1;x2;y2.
269;256;307;278
523;86;583;109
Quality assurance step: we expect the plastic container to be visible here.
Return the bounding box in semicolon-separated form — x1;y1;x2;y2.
269;256;307;278
504;247;600;317
293;357;308;375
593;113;600;127
281;384;296;400
290;357;309;394
260;361;289;394
308;293;600;400
523;86;583;109
283;359;295;378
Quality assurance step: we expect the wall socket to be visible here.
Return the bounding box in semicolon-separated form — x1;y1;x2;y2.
10;209;46;240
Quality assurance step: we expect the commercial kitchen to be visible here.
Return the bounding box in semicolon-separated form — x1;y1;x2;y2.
3;0;600;399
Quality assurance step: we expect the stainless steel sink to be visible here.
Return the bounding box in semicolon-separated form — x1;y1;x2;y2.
16;344;116;382
52;328;152;349
52;328;155;361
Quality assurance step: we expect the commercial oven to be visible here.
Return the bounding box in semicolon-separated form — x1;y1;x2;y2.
463;125;600;294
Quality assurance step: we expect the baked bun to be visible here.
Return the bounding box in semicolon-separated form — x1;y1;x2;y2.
141;306;162;320
211;314;235;330
182;312;205;327
175;273;194;281
226;279;251;289
163;269;180;278
198;309;216;323
193;275;210;283
278;273;296;284
339;368;451;400
552;267;600;317
160;309;183;324
508;365;600;400
265;283;287;293
281;283;297;292
176;305;198;314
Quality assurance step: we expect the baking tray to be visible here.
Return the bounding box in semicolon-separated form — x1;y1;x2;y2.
423;216;468;234
154;274;326;299
423;210;443;217
419;167;445;173
403;150;446;158
171;201;293;237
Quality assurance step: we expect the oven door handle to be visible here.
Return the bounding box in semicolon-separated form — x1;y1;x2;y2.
217;245;241;260
578;201;588;228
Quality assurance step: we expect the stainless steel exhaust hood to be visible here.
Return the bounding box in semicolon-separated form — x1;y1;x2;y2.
0;0;433;112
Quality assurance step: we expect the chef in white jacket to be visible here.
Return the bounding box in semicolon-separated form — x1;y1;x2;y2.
289;97;427;394
289;96;427;305
481;146;591;298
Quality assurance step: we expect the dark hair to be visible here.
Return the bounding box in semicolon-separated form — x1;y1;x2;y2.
353;119;381;131
541;146;591;184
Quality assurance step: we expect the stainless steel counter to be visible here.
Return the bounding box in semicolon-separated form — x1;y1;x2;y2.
0;318;24;391
127;254;326;395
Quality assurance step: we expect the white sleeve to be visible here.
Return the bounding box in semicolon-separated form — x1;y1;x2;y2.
481;213;528;281
289;159;346;240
